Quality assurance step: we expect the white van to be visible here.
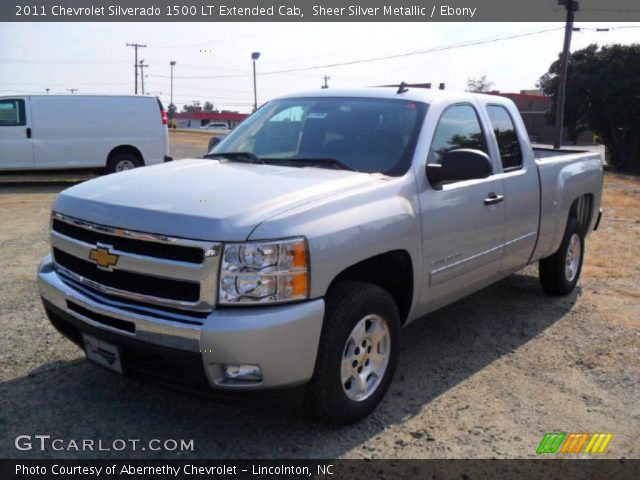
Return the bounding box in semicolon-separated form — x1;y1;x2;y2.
0;95;171;173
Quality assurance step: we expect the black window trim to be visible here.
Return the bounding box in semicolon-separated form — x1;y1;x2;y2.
0;98;26;127
486;103;524;173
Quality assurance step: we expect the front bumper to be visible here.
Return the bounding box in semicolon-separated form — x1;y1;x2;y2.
38;255;325;391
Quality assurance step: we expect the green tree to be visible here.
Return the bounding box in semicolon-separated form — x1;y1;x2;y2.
203;101;214;111
182;101;202;113
538;44;640;172
466;75;494;93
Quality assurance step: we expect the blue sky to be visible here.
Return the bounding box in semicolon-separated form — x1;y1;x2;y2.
1;22;638;113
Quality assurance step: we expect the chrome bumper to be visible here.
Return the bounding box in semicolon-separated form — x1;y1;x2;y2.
38;254;325;389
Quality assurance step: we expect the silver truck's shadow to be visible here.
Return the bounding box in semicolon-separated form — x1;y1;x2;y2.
2;270;578;459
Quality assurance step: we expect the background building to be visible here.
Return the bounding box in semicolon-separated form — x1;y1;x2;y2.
174;111;248;129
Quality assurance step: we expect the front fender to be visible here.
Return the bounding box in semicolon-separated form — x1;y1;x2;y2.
248;175;423;307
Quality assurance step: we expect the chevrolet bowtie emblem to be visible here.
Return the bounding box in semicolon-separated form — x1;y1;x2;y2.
88;245;119;270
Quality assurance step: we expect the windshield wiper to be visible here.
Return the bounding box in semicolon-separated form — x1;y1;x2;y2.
203;152;265;164
261;157;356;172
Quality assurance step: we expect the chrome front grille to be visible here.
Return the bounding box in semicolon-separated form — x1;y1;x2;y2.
50;212;221;312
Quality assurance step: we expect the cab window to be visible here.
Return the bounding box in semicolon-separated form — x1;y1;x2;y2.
487;105;523;171
428;104;488;164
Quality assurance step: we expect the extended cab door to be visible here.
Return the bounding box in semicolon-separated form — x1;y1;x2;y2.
0;98;34;170
481;102;540;273
418;103;506;311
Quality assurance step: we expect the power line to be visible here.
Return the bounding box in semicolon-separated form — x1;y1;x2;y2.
145;83;279;95
146;42;219;49
573;24;640;31
149;26;564;80
0;59;128;64
0;82;131;87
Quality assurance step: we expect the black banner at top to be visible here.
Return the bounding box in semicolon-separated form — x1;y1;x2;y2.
3;0;640;22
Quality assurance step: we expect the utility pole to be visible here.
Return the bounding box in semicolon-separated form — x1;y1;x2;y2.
66;88;77;94
553;0;579;149
321;75;330;89
139;60;149;95
126;42;147;94
170;61;176;125
251;52;260;112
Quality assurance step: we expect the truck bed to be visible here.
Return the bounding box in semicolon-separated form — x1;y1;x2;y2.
531;147;603;262
533;144;605;161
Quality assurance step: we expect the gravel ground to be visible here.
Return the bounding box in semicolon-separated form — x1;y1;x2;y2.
0;133;638;459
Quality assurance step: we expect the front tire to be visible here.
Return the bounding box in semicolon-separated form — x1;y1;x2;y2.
539;218;585;295
305;281;400;424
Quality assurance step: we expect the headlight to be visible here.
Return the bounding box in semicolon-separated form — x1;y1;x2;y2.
218;237;309;304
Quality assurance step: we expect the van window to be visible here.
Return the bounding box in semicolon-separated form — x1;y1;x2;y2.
0;99;26;126
428;104;488;164
487;105;523;171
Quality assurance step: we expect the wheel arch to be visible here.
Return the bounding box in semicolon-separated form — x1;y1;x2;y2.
106;145;145;167
326;250;414;325
568;193;594;233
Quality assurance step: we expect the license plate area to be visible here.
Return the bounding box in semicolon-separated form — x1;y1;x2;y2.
82;333;123;374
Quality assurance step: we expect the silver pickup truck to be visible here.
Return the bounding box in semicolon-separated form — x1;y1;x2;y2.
38;88;603;423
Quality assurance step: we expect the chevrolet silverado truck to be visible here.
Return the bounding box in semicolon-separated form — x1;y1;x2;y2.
38;88;603;424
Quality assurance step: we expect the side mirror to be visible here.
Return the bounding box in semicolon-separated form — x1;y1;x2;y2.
426;149;493;187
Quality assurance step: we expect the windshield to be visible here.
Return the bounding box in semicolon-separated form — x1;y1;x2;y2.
210;97;428;176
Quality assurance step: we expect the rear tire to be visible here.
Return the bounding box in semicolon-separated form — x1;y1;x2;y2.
305;281;400;424
539;218;585;295
106;152;142;174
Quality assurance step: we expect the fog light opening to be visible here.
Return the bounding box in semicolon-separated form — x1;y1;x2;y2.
224;364;262;382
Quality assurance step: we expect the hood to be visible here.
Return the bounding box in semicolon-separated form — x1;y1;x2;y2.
53;158;378;240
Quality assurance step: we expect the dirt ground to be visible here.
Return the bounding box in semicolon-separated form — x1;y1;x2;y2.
0;131;638;459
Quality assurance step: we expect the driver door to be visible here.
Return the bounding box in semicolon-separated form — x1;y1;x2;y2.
418;103;506;311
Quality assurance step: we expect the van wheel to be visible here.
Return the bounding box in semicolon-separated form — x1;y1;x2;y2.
106;152;142;174
539;218;585;295
305;281;400;424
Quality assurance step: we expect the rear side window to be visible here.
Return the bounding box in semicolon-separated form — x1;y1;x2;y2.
0;99;26;126
487;105;523;171
428;104;488;164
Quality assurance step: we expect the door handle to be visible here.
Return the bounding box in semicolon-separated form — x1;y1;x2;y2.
26;128;32;139
484;192;504;205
